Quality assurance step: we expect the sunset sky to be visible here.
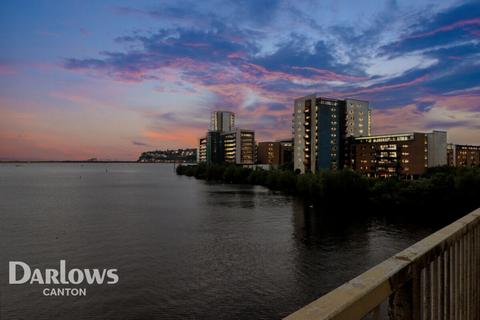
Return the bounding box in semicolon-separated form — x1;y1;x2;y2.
1;0;479;160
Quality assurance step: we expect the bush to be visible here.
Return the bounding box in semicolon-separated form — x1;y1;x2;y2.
177;164;480;218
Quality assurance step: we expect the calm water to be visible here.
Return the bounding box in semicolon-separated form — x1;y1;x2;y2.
0;163;441;319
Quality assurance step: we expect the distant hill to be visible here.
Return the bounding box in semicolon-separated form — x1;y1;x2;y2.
137;149;197;163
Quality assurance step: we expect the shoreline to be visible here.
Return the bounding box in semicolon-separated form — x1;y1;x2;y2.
0;161;196;164
176;163;480;219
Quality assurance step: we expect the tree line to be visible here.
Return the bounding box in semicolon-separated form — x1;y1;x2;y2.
176;164;480;218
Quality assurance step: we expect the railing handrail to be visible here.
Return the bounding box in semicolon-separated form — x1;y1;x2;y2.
284;207;480;320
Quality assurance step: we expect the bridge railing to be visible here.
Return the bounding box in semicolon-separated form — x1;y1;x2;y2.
285;207;480;320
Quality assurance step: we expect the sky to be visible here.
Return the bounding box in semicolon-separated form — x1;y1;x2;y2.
0;0;479;160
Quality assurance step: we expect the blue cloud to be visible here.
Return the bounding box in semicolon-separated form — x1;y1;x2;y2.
61;0;480;134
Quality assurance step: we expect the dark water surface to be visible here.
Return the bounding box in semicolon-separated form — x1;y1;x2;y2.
0;163;441;319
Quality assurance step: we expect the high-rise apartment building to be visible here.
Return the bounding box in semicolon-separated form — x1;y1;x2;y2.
210;111;235;132
198;137;207;162
222;129;255;165
198;111;255;165
293;95;370;173
206;131;223;164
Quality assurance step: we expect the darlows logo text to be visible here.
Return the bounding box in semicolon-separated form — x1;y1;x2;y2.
9;260;119;296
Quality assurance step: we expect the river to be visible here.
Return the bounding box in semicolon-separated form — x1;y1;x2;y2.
0;163;441;319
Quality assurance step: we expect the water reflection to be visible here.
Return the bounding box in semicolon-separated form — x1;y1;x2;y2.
0;163;440;320
204;184;258;209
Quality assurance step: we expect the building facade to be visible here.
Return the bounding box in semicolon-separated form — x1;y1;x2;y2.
350;131;447;177
447;144;480;167
293;95;370;173
210;111;235;132
427;131;447;167
206;131;223;164
279;139;293;165
257;139;293;167
257;142;280;166
199;111;233;164
222;129;255;165
199;110;255;165
198;137;207;162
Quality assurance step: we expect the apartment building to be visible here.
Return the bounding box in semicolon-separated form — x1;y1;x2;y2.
447;144;480;167
257;139;293;166
350;131;447;177
293;95;370;173
222;129;255;165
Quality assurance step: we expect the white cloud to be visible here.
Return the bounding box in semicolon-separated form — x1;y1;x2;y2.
373;102;480;145
364;54;438;78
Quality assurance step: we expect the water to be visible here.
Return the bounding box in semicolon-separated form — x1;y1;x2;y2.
0;163;440;319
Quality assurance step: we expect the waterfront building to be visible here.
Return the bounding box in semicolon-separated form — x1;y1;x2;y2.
210;111;235;132
199;110;232;164
447;144;480;167
349;130;447;177
257;142;281;166
198;110;256;165
198;131;224;164
198;137;207;162
427;131;448;167
257;139;293;167
205;131;223;164
222;129;255;165
293;95;370;173
279;139;293;165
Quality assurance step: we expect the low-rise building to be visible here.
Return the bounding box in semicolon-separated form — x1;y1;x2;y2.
349;130;447;177
279;139;293;165
447;144;480;167
257;139;293;166
257;142;281;166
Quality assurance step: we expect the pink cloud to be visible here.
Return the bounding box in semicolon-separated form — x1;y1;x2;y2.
417;91;480;112
347;75;428;95
227;51;248;59
183;42;210;48
0;64;16;75
144;128;205;147
291;66;368;82
372;91;480;145
470;30;480;37
407;18;480;39
373;104;424;134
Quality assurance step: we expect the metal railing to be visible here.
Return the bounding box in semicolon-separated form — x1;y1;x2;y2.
285;207;480;320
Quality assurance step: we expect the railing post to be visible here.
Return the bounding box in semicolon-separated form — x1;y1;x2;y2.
388;279;413;320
